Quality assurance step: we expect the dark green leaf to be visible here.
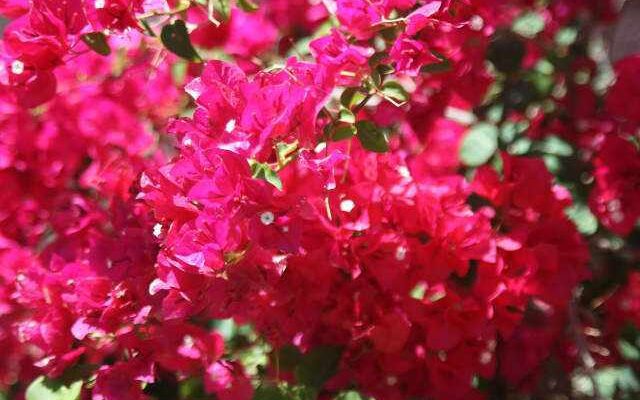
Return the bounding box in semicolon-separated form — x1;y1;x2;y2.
237;0;259;12
380;81;409;103
367;52;388;68
325;122;356;141
254;385;289;400
486;30;525;74
81;32;111;56
26;376;82;400
254;384;316;400
276;345;304;371
295;345;342;389
340;88;366;109
459;123;498;167
370;69;382;87
160;20;201;62
356;121;388;153
376;63;395;76
420;59;452;74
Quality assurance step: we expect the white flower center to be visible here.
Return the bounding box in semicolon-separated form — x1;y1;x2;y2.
95;0;106;9
470;15;484;31
340;199;355;213
395;246;407;261
260;211;275;226
11;60;24;75
225;119;236;133
152;223;163;237
182;335;195;348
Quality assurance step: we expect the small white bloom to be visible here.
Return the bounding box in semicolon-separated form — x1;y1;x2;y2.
225;119;236;133
153;223;163;237
395;246;407;261
182;137;193;147
260;211;275;226
397;165;411;178
470;15;484;31
94;0;106;9
182;335;195;348
340;199;355;213
11;60;24;75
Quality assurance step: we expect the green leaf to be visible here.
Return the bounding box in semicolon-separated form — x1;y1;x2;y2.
178;378;206;399
595;366;640;399
254;385;289;400
325;122;356;141
340;88;366;110
335;391;367;400
410;282;427;300
534;135;574;157
295;346;342;389
250;161;283;190
238;0;259;12
276;345;304;371
566;204;598;235
508;137;532;155
512;11;545;38
619;339;640;361
555;27;578;46
460;123;499;167
338;108;356;124
370;68;382;88
171;60;188;85
356;120;389;153
216;0;231;20
543;154;561;173
160;20;201;62
367;52;388;68
380;81;409;104
376;63;395;76
254;383;316;400
276;141;299;165
210;318;236;340
81;32;111;56
420;59;452;74
527;69;554;97
26;376;82;400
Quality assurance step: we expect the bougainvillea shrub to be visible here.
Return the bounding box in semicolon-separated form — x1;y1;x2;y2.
1;0;640;399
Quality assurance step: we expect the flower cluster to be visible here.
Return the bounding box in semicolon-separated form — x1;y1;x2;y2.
1;0;640;399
